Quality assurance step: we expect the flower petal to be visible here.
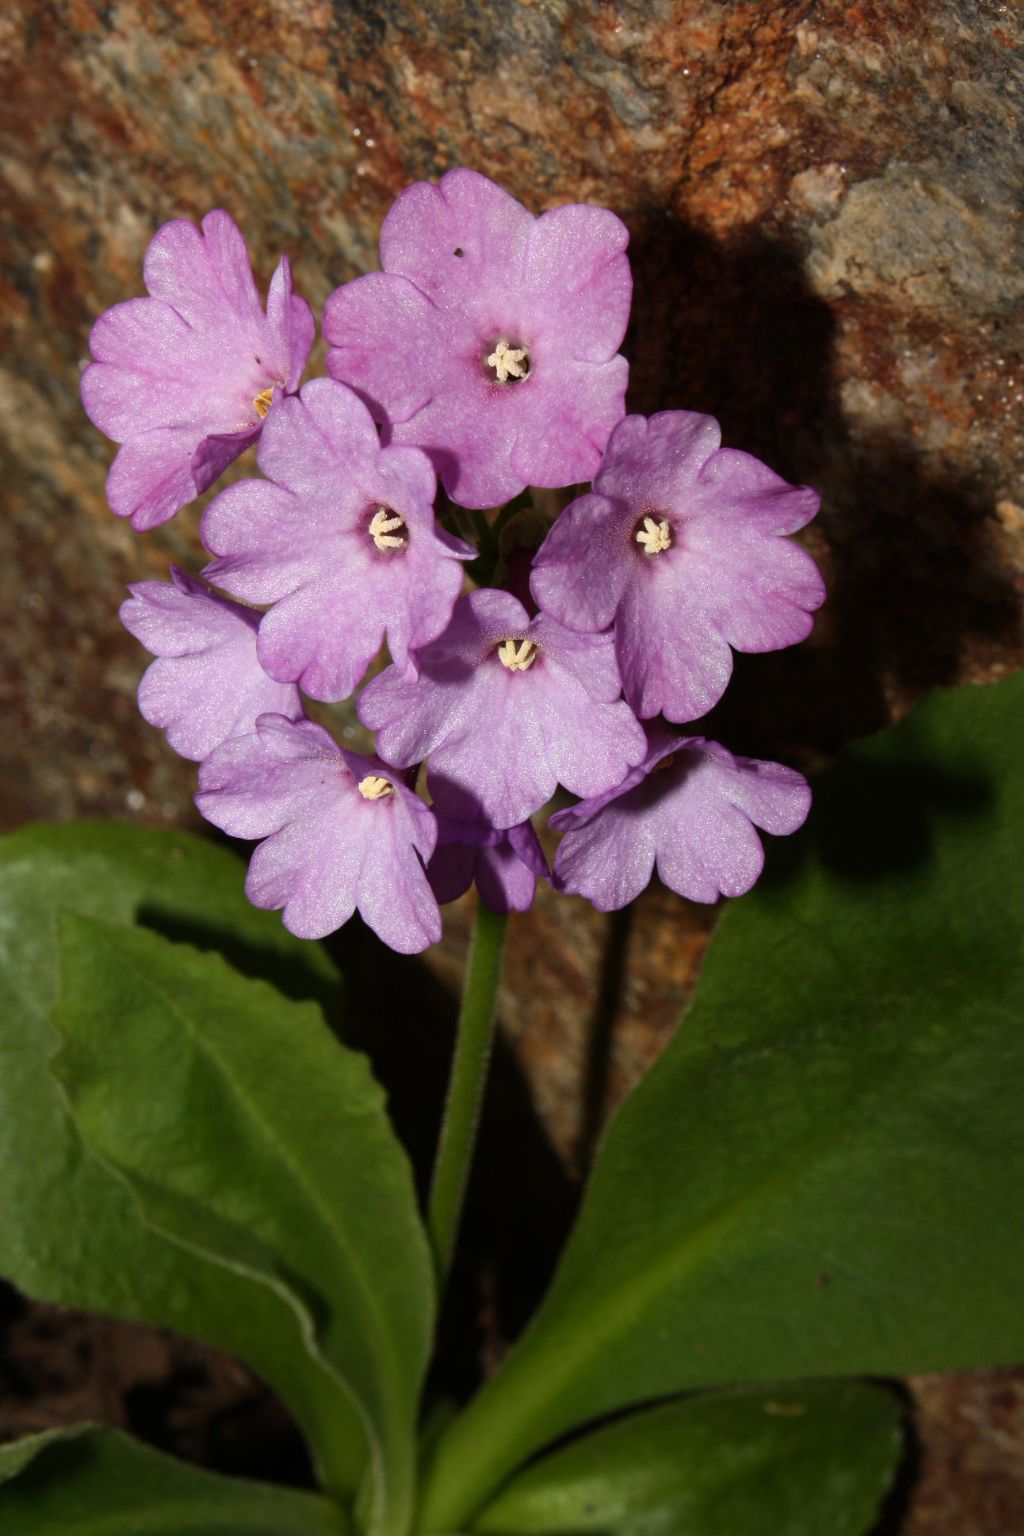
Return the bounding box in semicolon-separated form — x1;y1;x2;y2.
196;717;441;950
106;427;201;530
554;807;658;911
380;168;533;305
143;209;264;331
553;734;810;910
531;493;632;632
191;426;260;494
256;378;381;494
324;272;443;424
524;203;631;361
616;574;735;723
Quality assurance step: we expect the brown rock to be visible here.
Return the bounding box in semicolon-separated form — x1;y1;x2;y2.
1;2;1022;1528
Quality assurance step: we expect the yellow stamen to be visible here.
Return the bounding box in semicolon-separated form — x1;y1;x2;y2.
635;514;672;555
358;774;394;800
253;386;275;419
368;507;408;551
497;637;537;672
486;339;529;383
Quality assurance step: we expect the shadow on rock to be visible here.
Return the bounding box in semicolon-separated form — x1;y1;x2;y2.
624;210;1020;768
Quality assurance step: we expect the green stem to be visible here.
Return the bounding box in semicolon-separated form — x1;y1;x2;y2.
428;904;507;1292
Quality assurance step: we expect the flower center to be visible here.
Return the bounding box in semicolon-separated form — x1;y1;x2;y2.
634;514;673;556
496;637;538;672
253;386;275;420
486;338;530;384
358;774;394;800
368;506;408;552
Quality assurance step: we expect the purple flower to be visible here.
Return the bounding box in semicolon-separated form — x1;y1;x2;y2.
120;567;303;763
359;589;646;830
530;411;826;724
427;777;549;913
195;715;441;951
201;379;472;702
323;168;631;509
82;210;313;531
551;726;811;911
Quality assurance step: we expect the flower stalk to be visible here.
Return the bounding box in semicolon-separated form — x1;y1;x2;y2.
428;903;508;1293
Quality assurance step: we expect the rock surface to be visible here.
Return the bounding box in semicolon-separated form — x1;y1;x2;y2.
1;1;1023;1529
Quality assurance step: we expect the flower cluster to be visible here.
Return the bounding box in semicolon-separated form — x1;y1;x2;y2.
85;170;823;953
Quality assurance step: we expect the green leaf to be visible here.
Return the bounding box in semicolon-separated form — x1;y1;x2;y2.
0;821;364;1499
0;1424;347;1533
0;1428;72;1486
472;1382;901;1536
0;820;342;1009
419;672;1024;1529
52;912;434;1536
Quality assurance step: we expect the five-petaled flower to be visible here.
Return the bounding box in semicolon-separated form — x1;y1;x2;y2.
323;168;632;509
551;726;811;910
531;410;826;723
196;715;442;952
201;378;473;702
359;589;647;830
82;210;313;531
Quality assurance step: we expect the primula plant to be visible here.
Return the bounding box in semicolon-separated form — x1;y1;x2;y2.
1;169;1021;1536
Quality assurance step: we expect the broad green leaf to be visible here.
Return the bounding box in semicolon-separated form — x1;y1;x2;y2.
0;820;342;1010
0;821;364;1498
52;913;434;1536
472;1382;901;1536
0;1427;72;1486
0;1424;347;1533
420;672;1024;1529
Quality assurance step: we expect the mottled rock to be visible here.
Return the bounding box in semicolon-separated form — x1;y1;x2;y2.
1;2;1022;1525
809;167;1024;314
